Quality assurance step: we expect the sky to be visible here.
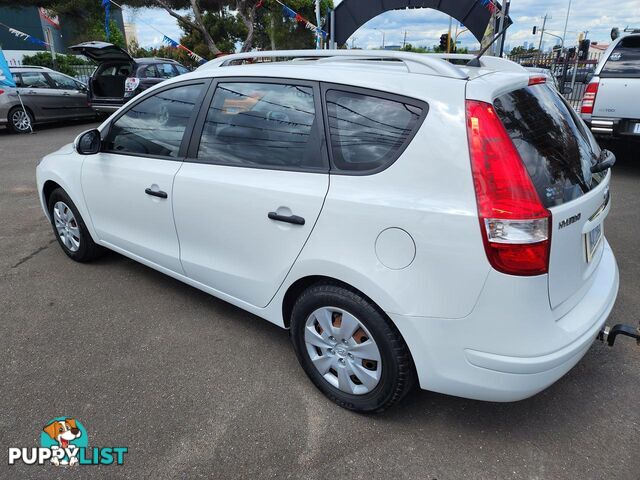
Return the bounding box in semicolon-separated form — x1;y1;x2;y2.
123;0;640;53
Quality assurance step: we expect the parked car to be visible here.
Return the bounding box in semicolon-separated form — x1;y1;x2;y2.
1;66;95;133
37;50;618;412
581;33;640;140
554;64;596;84
70;41;190;113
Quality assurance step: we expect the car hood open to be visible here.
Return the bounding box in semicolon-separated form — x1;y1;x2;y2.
70;41;133;63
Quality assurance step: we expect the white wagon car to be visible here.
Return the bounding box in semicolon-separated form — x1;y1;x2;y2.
36;50;619;412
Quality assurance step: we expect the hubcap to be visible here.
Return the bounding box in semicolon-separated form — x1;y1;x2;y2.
12;110;31;131
304;307;382;395
53;201;80;252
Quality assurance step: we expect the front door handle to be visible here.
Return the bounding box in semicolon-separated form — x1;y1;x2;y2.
145;187;168;199
268;212;305;225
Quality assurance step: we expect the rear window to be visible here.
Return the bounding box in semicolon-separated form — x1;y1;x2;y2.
493;84;603;208
601;36;640;77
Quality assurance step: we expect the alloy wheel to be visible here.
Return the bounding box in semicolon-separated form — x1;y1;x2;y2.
11;109;31;132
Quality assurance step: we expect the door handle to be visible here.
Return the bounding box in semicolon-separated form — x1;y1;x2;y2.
28;90;36;94
62;92;71;96
145;187;168;199
268;212;305;225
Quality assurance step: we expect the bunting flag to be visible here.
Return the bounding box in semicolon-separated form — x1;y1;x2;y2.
6;27;50;47
162;34;206;64
277;0;327;38
102;0;111;40
478;0;498;14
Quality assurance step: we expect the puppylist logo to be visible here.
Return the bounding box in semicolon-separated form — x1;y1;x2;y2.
8;417;127;467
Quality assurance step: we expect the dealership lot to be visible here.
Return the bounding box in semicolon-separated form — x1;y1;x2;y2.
1;123;639;479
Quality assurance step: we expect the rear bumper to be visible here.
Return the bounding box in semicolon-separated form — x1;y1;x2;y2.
583;116;640;139
390;241;619;402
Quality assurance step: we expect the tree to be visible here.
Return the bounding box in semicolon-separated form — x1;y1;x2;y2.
510;45;539;55
21;51;91;76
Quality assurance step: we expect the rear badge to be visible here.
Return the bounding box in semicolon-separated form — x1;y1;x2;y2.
559;213;581;229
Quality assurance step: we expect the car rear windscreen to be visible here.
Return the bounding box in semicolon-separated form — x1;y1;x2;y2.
601;36;640;78
493;84;603;208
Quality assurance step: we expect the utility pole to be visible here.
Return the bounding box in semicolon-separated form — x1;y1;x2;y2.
497;0;511;56
447;16;452;53
560;0;572;51
351;37;357;49
538;14;548;50
402;30;407;48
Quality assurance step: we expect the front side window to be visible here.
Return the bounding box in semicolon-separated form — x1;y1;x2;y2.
143;65;159;78
47;72;79;90
176;65;190;75
20;72;51;89
325;89;423;172
104;83;204;158
198;82;323;170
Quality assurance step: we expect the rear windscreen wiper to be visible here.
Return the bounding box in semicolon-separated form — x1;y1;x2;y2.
591;149;616;173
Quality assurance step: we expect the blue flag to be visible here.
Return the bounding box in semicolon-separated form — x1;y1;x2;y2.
0;47;16;88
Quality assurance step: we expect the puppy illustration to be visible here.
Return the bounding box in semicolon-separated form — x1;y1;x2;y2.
43;418;82;466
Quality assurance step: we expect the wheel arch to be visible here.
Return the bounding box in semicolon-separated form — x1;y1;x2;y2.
8;104;35;123
42;180;62;211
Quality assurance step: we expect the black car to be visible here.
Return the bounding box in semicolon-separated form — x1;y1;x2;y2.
70;42;190;113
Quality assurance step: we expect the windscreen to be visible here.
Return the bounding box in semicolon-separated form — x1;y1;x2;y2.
601;36;640;78
493;84;603;208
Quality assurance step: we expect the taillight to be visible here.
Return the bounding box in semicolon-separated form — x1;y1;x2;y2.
124;77;140;92
580;81;599;114
0;89;4;95
466;100;551;276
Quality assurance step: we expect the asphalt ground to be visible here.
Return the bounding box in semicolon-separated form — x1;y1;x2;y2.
1;122;639;480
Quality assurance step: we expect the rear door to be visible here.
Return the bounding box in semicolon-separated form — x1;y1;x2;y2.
16;71;59;120
45;71;92;118
173;78;329;307
493;83;610;309
594;35;640;120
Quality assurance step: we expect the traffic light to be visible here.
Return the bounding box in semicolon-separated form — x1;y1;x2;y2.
439;33;448;51
578;39;590;60
532;26;537;35
567;47;576;59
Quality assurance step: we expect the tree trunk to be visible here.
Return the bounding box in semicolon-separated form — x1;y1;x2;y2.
237;3;256;53
156;0;220;56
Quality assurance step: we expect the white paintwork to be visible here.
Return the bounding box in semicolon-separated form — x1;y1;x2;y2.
36;51;619;403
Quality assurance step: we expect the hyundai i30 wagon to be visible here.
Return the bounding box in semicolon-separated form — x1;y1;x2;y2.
36;50;619;412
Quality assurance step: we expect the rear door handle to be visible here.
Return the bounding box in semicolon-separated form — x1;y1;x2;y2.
268;212;305;225
145;188;168;199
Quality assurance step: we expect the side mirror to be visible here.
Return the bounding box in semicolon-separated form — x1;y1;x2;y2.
74;129;101;155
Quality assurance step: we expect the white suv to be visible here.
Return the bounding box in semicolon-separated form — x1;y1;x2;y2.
36;50;619;412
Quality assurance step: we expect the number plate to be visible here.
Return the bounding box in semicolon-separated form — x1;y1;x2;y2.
634;123;640;134
585;223;603;262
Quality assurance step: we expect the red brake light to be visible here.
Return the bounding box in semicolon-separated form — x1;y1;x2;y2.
124;77;140;92
528;76;547;86
0;89;4;95
580;81;599;114
466;100;551;276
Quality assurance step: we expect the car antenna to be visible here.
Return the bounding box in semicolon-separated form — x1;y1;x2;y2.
466;23;510;67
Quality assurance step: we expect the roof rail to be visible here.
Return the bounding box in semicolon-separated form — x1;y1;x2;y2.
429;53;528;73
199;50;469;80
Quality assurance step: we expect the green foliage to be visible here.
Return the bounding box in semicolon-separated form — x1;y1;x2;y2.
510;45;540;55
128;40;198;68
253;0;333;50
86;18;127;49
178;8;247;58
401;44;431;53
21;51;91;76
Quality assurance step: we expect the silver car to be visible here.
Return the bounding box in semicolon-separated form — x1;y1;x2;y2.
1;66;96;133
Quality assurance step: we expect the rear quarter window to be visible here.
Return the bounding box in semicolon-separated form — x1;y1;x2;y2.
601;36;640;77
325;89;425;173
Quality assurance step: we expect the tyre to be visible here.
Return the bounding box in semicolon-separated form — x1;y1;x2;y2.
47;188;105;262
290;283;416;412
8;106;33;134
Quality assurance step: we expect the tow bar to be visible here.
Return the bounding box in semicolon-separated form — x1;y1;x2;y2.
598;324;640;347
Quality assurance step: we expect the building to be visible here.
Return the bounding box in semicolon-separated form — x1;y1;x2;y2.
0;6;125;65
124;22;138;47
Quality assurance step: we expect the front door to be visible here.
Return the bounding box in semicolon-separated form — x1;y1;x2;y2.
81;81;208;273
173;79;329;307
46;71;93;118
16;71;59;121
